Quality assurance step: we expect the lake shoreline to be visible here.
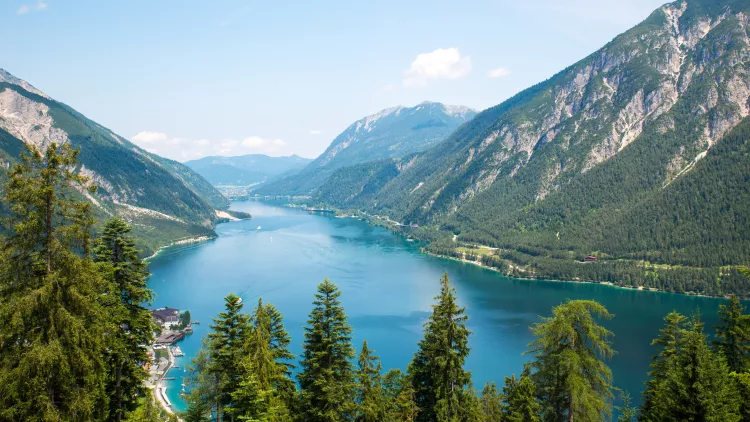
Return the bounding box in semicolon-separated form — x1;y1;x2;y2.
422;250;683;296
145;235;216;261
147;199;741;413
270;200;728;300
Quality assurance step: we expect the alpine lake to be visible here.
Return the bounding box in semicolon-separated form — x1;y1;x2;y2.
147;199;743;412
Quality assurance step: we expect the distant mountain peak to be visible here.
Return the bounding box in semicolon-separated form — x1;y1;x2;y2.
356;106;404;132
256;101;477;195
184;153;312;187
306;0;750;296
0;68;49;99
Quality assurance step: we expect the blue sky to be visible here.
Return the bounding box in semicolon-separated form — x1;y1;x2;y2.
2;0;668;161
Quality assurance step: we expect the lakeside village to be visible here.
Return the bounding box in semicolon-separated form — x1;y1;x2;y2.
146;306;197;410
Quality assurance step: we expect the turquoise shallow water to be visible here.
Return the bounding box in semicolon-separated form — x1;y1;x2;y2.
146;199;742;413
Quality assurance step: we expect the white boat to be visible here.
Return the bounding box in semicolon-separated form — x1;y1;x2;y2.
172;346;184;357
257;225;261;230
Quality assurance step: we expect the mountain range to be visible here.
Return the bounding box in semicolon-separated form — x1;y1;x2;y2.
0;68;231;256
2;0;749;296
305;0;750;296
185;154;312;187
256;102;477;195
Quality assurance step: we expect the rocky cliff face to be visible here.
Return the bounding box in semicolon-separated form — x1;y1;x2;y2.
357;0;750;228
0;70;229;255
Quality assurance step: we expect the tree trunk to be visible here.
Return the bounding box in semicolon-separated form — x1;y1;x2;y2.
115;364;122;421
45;180;52;274
568;398;574;422
568;333;575;422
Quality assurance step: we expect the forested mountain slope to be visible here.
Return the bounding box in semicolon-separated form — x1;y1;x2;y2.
0;69;230;255
315;0;750;296
257;102;476;195
185;153;311;186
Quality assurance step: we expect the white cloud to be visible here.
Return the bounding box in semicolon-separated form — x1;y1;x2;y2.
403;48;472;88
130;131;288;162
241;136;285;149
382;84;396;92
131;131;169;143
17;1;47;15
309;129;321;135
487;67;511;78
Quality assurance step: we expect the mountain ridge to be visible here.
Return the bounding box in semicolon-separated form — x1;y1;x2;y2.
0;68;230;255
256;102;477;195
185;153;312;187
312;0;750;296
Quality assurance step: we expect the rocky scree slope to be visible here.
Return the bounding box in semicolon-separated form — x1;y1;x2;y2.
0;69;230;255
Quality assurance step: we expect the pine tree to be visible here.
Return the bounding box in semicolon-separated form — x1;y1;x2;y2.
714;294;750;373
666;316;741;421
355;340;385;422
124;396;179;422
208;293;250;421
264;302;297;412
503;374;541;422
230;364;268;421
0;143;108;420
298;279;356;421
94;216;154;421
230;299;291;421
184;346;221;422
615;391;637;422
184;400;212;422
382;369;419;422
456;387;483;422
639;311;687;421
409;273;473;422
526;300;615;422
729;371;750;422
479;382;503;422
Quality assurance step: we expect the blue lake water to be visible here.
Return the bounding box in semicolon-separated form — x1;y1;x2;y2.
146;199;741;413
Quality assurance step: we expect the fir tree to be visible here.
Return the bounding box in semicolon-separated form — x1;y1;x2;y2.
231;299;291;421
264;302;297;412
639;311;687;421
183;400;212;422
714;294;750;373
355;340;385;422
615;391;637;422
94;216;154;421
382;369;419;422
526;300;615;422
729;371;750;422
183;346;221;422
503;374;541;422
479;382;504;422
0;143;108;420
640;313;742;421
409;273;473;422
124;396;179;422
208;294;250;421
298;279;356;421
666;316;741;421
